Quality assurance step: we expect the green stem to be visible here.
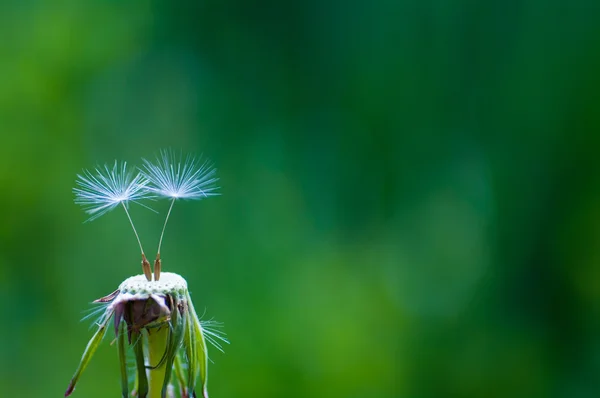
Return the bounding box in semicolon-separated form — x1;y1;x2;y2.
147;325;170;398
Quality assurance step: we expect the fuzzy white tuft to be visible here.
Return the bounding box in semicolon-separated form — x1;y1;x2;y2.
73;161;153;221
141;149;219;200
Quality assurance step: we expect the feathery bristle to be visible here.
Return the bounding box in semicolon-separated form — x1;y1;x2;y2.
141;149;219;200
74;161;153;221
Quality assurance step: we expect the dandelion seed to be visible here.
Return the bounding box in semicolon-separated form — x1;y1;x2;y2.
74;160;154;280
74;161;153;221
141;149;219;201
141;150;219;281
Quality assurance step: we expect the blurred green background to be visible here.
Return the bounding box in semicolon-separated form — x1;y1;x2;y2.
2;1;600;397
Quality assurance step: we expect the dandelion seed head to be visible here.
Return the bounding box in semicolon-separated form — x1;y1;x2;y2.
73;160;153;221
141;149;219;200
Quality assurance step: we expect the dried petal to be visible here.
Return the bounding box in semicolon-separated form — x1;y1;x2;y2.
93;289;120;303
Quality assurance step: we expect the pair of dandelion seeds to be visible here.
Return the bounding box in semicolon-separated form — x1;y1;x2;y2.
66;151;227;398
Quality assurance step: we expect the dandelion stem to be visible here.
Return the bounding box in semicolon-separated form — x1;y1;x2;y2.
147;325;170;398
121;202;145;255
158;198;176;255
153;198;175;281
121;202;152;281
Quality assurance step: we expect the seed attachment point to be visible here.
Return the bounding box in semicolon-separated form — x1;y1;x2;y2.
141;254;152;281
154;253;162;281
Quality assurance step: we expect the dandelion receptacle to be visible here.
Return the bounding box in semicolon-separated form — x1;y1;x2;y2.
66;150;227;398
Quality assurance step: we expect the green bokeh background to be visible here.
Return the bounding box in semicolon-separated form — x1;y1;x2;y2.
2;1;600;397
